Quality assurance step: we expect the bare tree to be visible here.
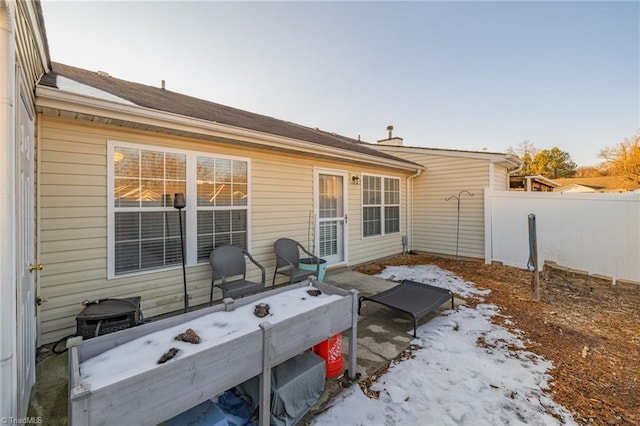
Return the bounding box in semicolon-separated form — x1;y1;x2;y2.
599;134;640;187
575;166;608;178
507;141;539;175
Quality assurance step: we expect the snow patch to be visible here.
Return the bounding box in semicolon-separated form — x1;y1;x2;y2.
313;265;575;425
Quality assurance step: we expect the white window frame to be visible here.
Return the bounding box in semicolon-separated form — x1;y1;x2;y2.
107;140;251;279
361;173;401;239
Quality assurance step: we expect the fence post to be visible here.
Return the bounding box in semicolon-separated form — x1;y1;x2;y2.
484;189;492;265
528;213;540;301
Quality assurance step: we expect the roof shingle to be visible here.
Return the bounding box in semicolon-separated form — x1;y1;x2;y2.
39;62;417;166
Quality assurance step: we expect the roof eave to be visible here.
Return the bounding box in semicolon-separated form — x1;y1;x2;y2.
35;86;421;172
493;155;523;169
372;144;522;166
528;174;560;187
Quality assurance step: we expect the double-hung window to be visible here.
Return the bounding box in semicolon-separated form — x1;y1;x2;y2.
109;142;249;277
196;156;248;262
362;174;400;237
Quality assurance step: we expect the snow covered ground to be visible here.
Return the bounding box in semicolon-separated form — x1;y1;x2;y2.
313;265;577;426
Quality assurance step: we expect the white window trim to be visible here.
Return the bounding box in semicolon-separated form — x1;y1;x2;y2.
361;173;401;239
107;140;251;279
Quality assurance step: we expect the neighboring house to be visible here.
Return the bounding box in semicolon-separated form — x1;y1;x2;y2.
555;183;602;193
373;136;521;259
554;176;640;193
1;0;50;418
35;62;427;345
509;175;559;192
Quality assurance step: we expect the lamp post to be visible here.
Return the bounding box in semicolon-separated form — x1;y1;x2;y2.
173;193;188;313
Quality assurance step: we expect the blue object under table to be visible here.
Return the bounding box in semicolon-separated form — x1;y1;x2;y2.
236;350;326;426
164;399;230;426
358;279;455;337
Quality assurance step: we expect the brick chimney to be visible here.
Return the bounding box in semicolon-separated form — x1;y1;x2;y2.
376;125;404;146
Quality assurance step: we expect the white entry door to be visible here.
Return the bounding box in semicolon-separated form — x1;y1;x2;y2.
316;171;348;265
17;89;36;417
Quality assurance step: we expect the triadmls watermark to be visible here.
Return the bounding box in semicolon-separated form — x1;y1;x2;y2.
1;417;43;425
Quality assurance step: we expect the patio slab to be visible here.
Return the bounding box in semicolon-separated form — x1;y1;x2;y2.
27;267;456;425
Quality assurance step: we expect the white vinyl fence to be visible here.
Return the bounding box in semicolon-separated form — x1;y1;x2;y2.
484;189;640;282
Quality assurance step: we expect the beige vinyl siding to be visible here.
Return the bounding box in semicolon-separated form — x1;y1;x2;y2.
493;163;509;191
376;147;490;259
38;116;411;344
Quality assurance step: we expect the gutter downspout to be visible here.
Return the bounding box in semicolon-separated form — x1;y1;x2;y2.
506;155;524;188
405;169;423;253
0;0;17;418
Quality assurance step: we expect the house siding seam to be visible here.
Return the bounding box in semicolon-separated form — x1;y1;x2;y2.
37;116;410;344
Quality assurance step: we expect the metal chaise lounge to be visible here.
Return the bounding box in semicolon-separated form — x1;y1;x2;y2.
358;279;454;337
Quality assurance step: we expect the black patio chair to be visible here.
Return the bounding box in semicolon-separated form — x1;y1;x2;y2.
209;245;266;304
272;238;320;285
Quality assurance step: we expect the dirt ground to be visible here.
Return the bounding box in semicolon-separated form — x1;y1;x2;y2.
354;254;640;426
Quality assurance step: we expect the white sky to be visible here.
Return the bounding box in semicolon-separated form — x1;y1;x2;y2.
41;1;639;166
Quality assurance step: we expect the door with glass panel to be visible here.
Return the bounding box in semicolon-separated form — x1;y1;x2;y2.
316;171;347;265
